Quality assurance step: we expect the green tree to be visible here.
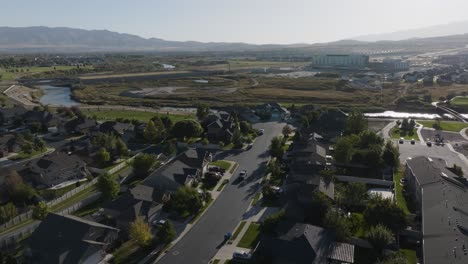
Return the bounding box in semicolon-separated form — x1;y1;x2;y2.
334;135;357;164
158;220;176;244
319;169;335;184
401;118;409;131
0;203;17;224
33;137;46;151
169;186;203;217
4;170;36;205
239;121;253;135
282;125;293;137
97;173;120;200
32;201;49;220
307;192;332;225
232;125;243;148
133;154;157;177
160;116;174;132
367;224;395;255
269;136;284;159
338;182;368;208
196;104;210;120
261;210;285;234
129;217;154;247
364;196;407;232
115;138;129;156
171;120;203;141
382;140;400;168
144;120;163;143
21;141;33;154
344;111;368;135
323;210;352;241
162;141;177;156
96;148;110;166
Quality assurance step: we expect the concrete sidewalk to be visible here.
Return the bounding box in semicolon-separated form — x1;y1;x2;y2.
210;203;280;262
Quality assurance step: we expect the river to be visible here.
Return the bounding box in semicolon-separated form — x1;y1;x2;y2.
39;85;80;106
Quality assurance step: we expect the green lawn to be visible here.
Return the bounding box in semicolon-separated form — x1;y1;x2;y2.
230;221;247;242
82;109;194;123
251;192;261;206
400;249;417;264
210;160;232;171
50;186;97;212
111;240;141;264
418;120;468;132
390;126;419;141
229;163;239;174
72;198;105;217
216;179;229;192
212;260;221;264
451;96;468;106
9;148;48;160
351;213;366;238
394;170;410;214
237;223;261;249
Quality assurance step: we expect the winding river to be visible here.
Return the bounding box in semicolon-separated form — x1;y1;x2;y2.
38;85;80;106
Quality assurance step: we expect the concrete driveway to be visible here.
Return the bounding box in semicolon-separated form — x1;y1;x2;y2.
155;121;285;264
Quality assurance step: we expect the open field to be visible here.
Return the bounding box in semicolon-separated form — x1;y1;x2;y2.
0;66;92;80
82;109;194;122
185;60;309;71
73;75;397;107
451;96;468;106
418;120;468;132
422;84;468;100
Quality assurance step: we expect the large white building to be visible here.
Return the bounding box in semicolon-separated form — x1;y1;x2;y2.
311;54;369;68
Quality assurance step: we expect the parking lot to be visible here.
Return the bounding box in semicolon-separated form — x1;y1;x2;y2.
420;128;466;143
396;139;468;175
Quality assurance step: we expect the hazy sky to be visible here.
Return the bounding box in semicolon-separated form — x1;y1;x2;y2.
1;0;467;44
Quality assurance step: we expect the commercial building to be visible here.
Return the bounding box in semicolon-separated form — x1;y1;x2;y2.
310;54;369;68
405;156;468;264
370;58;410;73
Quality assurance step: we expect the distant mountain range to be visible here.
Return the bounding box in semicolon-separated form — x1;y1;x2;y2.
352;21;468;42
1;26;468;53
0;26;309;53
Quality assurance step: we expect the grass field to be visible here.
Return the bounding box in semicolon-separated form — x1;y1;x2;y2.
0;66;92;80
82;109;194;123
50;186;97;212
418;120;468;132
9;148;49;161
237;223;261;249
451;96;468;106
79;70;190;80
390;126;419;141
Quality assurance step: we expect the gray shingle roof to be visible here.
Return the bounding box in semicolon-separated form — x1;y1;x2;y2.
406;156;468;264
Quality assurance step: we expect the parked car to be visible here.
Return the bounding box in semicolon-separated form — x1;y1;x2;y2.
259;129;265;135
270;186;283;194
410;139;415;145
427;141;432;147
152;219;166;226
238;170;247;181
399;138;404;144
246;143;253;150
233;250;252;260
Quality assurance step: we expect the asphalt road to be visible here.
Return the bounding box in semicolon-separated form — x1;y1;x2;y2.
156;121;285;264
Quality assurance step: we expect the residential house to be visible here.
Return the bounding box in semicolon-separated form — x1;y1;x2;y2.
60;117;98;135
142;149;212;202
0;106;27;125
0;133;23;158
101;184;163;232
285;132;334;203
257;221;355;264
98;121;135;142
26;213;119;264
202;111;235;143
405;156;468;264
28;151;90;188
23;110;57;129
255;103;290;121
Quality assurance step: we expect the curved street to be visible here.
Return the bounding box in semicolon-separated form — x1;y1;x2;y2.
155;121;285;264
